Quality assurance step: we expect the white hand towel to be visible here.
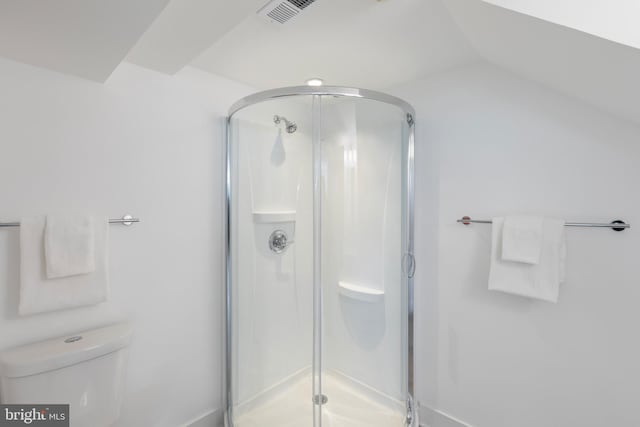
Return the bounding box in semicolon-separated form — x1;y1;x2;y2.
502;216;543;264
45;216;95;278
19;216;109;315
489;217;566;303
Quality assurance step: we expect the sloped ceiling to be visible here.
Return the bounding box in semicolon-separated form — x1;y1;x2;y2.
482;0;640;51
190;0;478;89
445;0;640;124
126;0;266;75
0;0;170;82
2;0;640;126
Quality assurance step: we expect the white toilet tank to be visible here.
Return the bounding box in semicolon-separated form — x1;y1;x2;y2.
0;322;132;427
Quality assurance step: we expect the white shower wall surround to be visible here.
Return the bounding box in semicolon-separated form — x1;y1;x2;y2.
226;89;415;426
232;112;314;403
321;100;404;397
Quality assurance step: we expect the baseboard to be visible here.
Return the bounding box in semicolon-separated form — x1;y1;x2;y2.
419;404;473;427
184;408;224;427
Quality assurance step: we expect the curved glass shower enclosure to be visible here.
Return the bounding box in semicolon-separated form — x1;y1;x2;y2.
225;87;415;427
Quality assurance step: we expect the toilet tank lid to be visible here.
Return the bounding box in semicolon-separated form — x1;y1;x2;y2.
0;322;132;378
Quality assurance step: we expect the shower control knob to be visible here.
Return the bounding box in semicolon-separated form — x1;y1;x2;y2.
269;230;292;254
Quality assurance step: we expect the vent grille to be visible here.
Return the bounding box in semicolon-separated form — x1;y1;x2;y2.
267;2;299;23
287;0;316;9
258;0;318;24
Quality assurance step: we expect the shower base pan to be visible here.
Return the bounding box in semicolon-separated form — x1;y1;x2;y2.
232;371;405;427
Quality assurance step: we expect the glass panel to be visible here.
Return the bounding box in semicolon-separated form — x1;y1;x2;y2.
228;96;315;427
319;96;408;426
227;91;412;427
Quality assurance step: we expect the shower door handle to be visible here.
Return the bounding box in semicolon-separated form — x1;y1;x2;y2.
402;253;416;278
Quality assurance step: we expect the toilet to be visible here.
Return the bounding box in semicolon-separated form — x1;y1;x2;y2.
0;322;132;427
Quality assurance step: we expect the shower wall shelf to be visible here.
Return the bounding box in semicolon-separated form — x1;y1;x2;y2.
253;211;296;223
338;281;385;303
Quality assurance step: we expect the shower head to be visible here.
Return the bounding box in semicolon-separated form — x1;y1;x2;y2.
274;115;297;133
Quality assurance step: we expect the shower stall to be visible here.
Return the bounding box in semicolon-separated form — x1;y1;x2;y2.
224;87;415;427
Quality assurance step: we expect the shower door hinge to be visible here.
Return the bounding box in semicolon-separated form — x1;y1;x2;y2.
405;395;415;426
403;253;416;278
313;394;328;405
406;113;414;126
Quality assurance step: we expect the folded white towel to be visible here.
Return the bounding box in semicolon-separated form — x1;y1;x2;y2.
502;216;543;264
489;217;566;303
19;216;109;315
45;216;96;278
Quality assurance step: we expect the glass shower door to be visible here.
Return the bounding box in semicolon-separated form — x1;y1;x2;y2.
228;96;315;427
317;96;410;426
226;88;414;427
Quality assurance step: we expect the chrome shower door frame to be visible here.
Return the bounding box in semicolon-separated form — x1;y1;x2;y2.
224;86;416;427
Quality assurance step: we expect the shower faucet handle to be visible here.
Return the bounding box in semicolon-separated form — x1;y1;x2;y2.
269;230;294;254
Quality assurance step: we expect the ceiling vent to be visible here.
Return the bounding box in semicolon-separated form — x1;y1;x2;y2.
257;0;318;24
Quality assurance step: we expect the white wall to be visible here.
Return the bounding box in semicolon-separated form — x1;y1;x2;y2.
391;62;640;427
4;50;639;427
0;57;252;426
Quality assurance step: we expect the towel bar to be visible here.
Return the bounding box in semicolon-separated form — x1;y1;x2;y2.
457;216;629;231
0;215;140;228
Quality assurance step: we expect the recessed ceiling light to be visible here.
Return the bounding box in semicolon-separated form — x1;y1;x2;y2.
306;78;324;86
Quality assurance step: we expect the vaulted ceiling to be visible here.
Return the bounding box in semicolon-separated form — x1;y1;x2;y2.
1;0;640;123
0;0;170;81
482;0;640;51
126;0;266;75
188;0;478;89
445;0;640;124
